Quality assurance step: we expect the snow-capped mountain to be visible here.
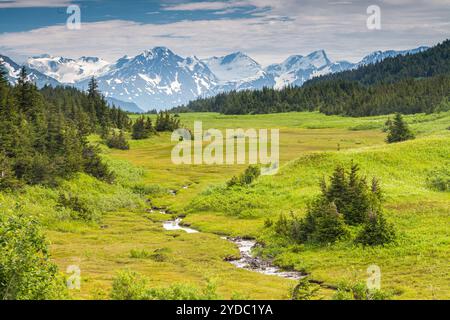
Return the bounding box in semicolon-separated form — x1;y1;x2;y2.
27;54;110;83
357;46;429;67
266;50;336;89
0;54;60;88
203;52;274;91
1;45;430;111
76;47;218;110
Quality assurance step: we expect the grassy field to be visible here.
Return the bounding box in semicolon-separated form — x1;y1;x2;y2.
14;111;448;299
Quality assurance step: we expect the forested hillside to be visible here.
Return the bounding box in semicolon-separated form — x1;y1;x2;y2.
305;39;450;86
172;40;450;116
0;64;130;189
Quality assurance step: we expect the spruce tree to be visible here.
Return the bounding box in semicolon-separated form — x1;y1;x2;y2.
386;113;415;143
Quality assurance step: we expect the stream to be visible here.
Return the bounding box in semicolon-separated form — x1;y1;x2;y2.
162;218;304;280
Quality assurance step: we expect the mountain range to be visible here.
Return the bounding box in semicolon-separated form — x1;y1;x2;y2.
0;46;429;112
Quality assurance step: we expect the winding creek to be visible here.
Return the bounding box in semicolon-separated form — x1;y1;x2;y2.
162;218;304;280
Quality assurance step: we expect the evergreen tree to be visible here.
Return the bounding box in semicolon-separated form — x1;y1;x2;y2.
386;113;415;143
355;211;396;246
106;130;130;150
296;200;347;244
87;76;100;99
131;116;154;140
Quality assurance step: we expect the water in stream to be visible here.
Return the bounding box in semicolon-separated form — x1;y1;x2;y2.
162;218;199;233
162;219;304;280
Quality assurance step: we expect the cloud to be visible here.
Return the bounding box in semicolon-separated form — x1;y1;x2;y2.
161;1;250;11
0;0;448;65
0;0;72;8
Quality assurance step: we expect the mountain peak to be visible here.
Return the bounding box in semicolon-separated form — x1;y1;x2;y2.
139;47;177;61
305;50;331;68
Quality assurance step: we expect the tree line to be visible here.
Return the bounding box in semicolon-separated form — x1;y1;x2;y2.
0;65;131;189
171;39;450;117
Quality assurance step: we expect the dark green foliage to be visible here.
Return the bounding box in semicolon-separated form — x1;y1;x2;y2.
333;281;393;300
0;67;128;190
355;211;396;246
386;113;415;143
274;163;395;246
110;270;148;300
309;39;450;86
227;165;261;187
171;40;450;117
82;145;115;183
426;165;450;191
155;111;180;132
131;116;155;140
296;200;348;244
110;270;220;300
0;152;21;190
0;213;67;299
106;131;130;150
58;192;99;221
291;277;320;300
322;163;380;225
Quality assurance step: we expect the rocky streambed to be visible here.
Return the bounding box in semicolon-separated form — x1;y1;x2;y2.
162;218;304;280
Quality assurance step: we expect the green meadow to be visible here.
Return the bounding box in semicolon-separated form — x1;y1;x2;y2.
4;111;448;299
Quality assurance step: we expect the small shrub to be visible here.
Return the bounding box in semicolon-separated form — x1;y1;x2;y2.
110;271;221;300
149;248;171;262
333;281;393;300
0;213;67;300
106;131;129;150
426;166;450;192
296;200;348;244
110;270;148;300
355;211;396;246
147;280;220;300
82;145;115;183
132;116;155;140
291;277;320;300
57;192;100;222
129;249;151;259
227;165;261;188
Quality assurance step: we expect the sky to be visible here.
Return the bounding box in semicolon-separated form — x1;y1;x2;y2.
0;0;449;66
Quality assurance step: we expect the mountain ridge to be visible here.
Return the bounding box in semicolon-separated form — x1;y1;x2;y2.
1;45;430;111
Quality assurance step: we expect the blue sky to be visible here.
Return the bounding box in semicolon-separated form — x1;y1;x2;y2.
0;0;449;65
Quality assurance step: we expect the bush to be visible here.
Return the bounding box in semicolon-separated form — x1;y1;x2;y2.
106;131;129;150
274;163;396;246
155;111;180;132
333;281;393;300
110;270;148;300
0;152;22;191
129;249;151;259
355;211;396;246
132;116;155;140
227;165;261;187
293;200;347;245
58;192;100;222
82;145;115;183
322;162;378;225
426;166;450;191
149;248;171;262
110;270;220;300
147;281;220;300
0;213;67;300
291;277;320;300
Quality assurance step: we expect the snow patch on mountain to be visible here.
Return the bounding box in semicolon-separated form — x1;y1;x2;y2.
27;54;110;83
75;47;218;110
0;54;60;88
